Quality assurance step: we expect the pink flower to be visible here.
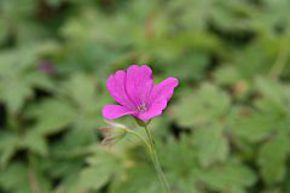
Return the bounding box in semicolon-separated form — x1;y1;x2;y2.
38;61;55;74
102;65;179;121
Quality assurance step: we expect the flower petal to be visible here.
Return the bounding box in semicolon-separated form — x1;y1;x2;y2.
107;70;135;109
150;77;179;104
102;104;135;120
136;98;167;121
126;64;153;106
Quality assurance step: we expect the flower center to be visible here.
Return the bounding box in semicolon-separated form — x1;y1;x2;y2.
137;103;147;112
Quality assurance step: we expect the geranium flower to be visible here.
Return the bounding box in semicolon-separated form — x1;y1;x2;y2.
38;61;55;74
102;64;179;121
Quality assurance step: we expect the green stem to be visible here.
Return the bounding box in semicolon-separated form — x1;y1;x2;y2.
122;128;151;151
144;125;171;193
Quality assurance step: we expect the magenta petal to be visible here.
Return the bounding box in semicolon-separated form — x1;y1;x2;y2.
150;77;179;103
102;104;135;120
126;64;153;106
103;64;178;121
107;70;134;109
137;98;167;121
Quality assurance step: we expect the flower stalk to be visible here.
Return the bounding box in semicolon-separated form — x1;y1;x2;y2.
143;125;171;193
122;119;171;192
121;127;151;150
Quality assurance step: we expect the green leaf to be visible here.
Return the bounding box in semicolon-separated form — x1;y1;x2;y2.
195;126;229;167
0;78;33;114
59;73;102;129
255;77;290;113
200;161;256;192
21;131;48;156
110;165;160;193
258;132;289;185
78;149;119;191
214;66;242;86
0;18;8;45
173;83;230;127
163;51;209;81
230;109;283;143
62;74;97;108
158;135;198;177
0;47;53;114
262;188;282;193
0;162;31;193
0;132;19;167
79;166;113;190
27;99;76;135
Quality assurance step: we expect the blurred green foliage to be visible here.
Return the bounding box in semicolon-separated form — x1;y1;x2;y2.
0;0;290;193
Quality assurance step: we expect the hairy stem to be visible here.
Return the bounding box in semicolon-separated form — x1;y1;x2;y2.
144;125;171;193
122;127;151;150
